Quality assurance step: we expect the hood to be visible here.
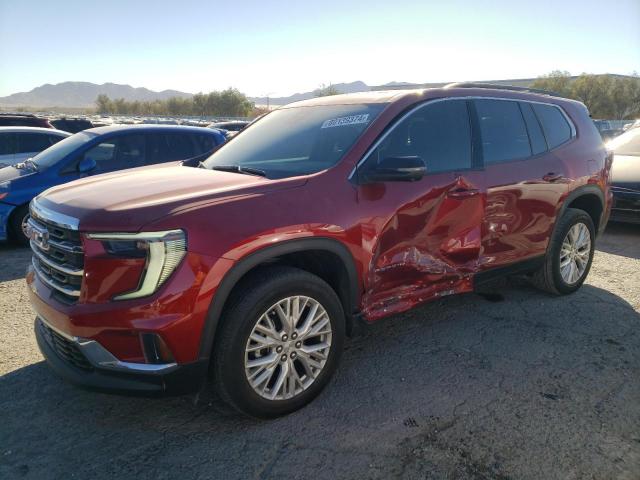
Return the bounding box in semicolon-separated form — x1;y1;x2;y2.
37;165;306;231
611;154;640;192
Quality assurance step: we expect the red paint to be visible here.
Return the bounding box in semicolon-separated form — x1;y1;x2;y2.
27;87;611;365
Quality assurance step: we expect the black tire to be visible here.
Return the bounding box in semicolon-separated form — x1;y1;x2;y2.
9;205;30;247
212;266;345;418
531;208;595;295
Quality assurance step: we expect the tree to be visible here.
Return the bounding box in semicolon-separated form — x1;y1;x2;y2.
95;94;112;113
531;70;573;96
532;71;640;119
571;74;607;114
314;83;340;97
93;88;255;117
606;74;640;119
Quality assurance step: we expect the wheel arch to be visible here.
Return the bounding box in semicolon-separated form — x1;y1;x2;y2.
197;237;360;360
559;185;605;235
7;202;30;240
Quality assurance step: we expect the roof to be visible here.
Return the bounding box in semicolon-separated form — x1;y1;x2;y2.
282;90;416;108
0;126;70;136
85;124;222;135
281;84;583;109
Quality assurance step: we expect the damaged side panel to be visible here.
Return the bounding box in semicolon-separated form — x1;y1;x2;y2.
359;175;485;321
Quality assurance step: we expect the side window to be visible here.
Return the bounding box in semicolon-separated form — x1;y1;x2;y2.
16;133;54;153
532;104;573;149
368;100;472;174
147;133;196;163
48;135;65;146
83;135;146;172
474;99;531;163
165;134;196;161
519;102;547;155
192;134;215;155
0;133;15;155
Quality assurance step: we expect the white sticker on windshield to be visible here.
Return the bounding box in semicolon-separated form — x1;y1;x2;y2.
321;114;370;129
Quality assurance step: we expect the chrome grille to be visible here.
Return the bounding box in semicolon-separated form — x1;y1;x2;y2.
28;201;83;303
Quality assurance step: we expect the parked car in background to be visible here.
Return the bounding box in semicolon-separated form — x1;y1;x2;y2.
0;127;70;168
0;125;226;244
50;117;94;133
208;120;250;138
0;113;54;129
208;120;250;132
623;119;640;131
608;127;640;223
25;85;611;418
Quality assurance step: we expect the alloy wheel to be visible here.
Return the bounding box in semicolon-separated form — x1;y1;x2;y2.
244;295;332;401
559;222;591;285
21;214;30;239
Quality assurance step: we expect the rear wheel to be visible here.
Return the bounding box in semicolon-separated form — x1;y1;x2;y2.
212;266;345;418
9;205;30;247
532;208;595;295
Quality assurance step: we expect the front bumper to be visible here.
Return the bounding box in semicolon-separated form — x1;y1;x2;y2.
0;202;15;241
35;317;208;396
610;188;640;224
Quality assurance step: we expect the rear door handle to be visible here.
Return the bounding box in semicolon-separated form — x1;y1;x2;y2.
447;188;480;198
543;172;563;182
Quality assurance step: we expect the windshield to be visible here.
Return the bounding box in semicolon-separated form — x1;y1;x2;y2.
31;132;96;169
202;104;385;179
608;128;640;156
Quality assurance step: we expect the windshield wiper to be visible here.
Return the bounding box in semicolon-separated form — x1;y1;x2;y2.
211;165;267;177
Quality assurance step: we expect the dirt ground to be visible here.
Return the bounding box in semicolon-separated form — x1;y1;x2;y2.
1;223;639;479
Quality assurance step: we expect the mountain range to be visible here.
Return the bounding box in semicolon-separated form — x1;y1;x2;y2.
0;82;193;109
0;78;544;110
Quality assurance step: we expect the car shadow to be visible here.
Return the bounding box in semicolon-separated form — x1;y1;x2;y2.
597;222;640;260
0;241;30;282
2;281;639;479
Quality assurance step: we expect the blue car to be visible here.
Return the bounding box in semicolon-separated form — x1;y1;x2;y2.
0;125;226;244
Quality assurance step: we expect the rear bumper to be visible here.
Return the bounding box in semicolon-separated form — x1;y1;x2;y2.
35;317;208;396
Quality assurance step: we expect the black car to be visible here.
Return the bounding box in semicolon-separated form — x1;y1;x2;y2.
609;128;640;224
207;120;249;132
50;117;94;133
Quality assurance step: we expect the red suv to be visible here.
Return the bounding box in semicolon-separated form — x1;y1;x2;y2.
26;84;612;417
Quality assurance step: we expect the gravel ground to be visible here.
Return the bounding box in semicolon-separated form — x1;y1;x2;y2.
1;223;639;480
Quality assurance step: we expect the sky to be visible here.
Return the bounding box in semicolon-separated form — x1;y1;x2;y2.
0;0;638;98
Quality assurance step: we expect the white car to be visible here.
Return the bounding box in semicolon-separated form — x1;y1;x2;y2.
0;127;70;168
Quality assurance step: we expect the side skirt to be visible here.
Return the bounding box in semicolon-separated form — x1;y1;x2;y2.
473;255;545;290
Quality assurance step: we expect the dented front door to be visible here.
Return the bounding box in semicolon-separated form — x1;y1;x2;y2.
356;98;484;321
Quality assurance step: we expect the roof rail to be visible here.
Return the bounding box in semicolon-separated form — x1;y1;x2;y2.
443;82;563;98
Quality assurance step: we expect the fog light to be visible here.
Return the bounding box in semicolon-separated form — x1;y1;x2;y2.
140;333;176;364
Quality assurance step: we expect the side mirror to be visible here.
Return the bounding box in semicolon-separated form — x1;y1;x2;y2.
78;157;97;174
361;156;426;183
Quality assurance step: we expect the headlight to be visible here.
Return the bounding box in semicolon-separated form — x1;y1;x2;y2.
87;230;187;300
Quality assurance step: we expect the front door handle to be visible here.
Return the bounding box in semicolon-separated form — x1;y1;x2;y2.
447;188;480;198
543;172;563;182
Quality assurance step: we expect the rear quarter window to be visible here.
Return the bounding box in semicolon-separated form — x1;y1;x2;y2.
519;102;547;155
532;104;573;149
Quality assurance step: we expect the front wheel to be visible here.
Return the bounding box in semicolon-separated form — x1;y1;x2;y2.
532;207;595;295
212;266;345;418
9;205;30;246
